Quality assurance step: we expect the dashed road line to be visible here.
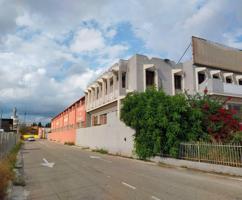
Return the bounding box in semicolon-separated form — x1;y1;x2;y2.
151;195;161;200
121;182;136;190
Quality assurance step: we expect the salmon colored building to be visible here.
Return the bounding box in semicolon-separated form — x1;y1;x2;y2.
49;96;86;144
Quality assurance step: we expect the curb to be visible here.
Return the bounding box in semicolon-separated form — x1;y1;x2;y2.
151;156;242;177
7;147;28;200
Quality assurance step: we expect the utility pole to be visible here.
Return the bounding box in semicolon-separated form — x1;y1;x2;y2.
0;110;2;129
24;112;27;125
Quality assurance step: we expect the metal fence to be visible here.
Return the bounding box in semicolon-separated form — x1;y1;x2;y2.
0;132;20;160
179;142;242;167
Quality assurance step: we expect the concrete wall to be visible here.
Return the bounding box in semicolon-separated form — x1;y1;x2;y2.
86;101;117;127
182;60;196;95
129;54;176;94
48;128;76;144
76;112;135;157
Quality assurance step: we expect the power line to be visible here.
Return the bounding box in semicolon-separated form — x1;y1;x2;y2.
177;42;191;64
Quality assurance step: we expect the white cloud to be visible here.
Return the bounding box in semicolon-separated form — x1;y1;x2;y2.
70;28;105;52
0;0;242;122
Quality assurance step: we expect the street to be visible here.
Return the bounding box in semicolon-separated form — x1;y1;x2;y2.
23;140;242;200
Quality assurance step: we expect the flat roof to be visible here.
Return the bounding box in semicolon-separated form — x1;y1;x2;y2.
192;36;242;73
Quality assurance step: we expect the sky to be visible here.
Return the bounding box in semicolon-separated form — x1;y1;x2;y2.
0;0;242;123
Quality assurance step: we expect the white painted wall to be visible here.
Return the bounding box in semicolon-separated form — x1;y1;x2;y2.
76;112;135;157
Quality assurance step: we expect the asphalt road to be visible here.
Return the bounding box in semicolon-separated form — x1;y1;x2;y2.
23;140;242;200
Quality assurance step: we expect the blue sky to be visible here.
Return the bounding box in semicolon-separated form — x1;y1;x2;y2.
0;0;242;123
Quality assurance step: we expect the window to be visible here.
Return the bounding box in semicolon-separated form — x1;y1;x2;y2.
92;116;98;126
213;74;219;79
110;78;113;86
100;114;107;125
96;87;99;99
122;72;126;88
198;72;205;84
110;78;113;92
239;79;242;85
146;70;155;87
174;75;182;90
105;81;107;94
226;77;232;83
100;85;102;95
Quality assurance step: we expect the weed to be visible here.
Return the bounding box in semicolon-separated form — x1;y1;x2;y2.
92;148;108;154
64;142;75;146
0;141;22;199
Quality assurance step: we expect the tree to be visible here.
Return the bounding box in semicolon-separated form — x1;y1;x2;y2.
38;122;42;127
45;122;51;128
121;88;204;159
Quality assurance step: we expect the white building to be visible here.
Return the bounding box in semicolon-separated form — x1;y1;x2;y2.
76;36;242;156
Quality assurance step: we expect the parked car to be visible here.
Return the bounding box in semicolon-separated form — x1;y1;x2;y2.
27;136;35;141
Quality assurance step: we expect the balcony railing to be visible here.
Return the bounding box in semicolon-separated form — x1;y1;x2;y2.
86;89;119;110
198;79;242;97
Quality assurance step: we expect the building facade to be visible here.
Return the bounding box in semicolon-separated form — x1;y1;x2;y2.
54;36;242;155
84;54;180;127
49;96;86;144
181;37;242;119
83;36;242;131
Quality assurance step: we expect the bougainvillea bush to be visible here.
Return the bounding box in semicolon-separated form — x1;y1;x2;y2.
187;91;240;143
121;88;240;159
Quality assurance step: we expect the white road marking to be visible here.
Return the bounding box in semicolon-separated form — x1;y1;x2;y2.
89;155;112;163
229;177;242;182
151;195;161;200
41;158;55;168
90;156;101;159
107;175;111;178
121;182;136;190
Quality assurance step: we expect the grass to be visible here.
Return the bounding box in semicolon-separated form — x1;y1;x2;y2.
64;142;75;146
92;148;108;154
0;142;22;199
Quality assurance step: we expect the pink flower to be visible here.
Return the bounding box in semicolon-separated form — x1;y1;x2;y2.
204;87;208;95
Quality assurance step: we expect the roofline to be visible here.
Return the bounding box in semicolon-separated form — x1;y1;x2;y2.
51;95;85;121
192;36;242;52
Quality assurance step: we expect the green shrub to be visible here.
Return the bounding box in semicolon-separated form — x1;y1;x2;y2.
230;131;242;144
121;88;206;159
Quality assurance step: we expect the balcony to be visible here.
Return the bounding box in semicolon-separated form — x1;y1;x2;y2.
86;89;119;111
198;79;242;97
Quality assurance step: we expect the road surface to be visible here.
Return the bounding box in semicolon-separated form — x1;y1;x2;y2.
23;140;242;200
